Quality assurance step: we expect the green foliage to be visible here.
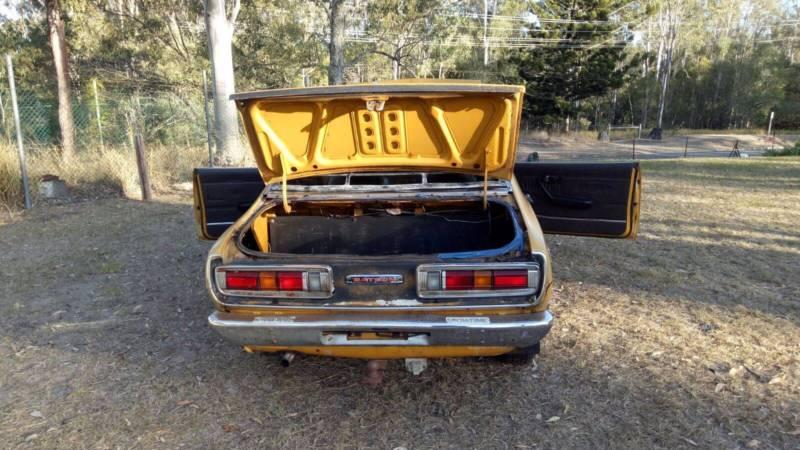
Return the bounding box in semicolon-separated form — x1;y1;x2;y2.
500;0;635;125
765;141;800;157
0;0;798;140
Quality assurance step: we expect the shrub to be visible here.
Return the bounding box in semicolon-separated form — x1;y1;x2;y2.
764;141;800;157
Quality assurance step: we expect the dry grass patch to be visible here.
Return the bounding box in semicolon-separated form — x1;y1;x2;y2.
0;144;207;209
0;157;798;449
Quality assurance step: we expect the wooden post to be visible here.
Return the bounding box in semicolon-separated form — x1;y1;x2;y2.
93;79;104;150
684;136;688;157
134;133;152;201
766;111;774;138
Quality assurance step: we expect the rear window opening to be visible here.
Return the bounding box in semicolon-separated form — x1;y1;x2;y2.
239;200;522;257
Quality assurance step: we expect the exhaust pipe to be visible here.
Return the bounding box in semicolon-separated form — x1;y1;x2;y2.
280;352;296;367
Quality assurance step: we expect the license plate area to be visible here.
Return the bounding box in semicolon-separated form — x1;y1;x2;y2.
321;331;430;346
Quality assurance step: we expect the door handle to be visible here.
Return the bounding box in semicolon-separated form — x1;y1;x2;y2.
538;179;593;209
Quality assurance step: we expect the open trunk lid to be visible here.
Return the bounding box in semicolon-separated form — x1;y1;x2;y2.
232;82;525;183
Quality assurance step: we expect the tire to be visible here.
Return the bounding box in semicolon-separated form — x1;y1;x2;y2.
495;342;540;365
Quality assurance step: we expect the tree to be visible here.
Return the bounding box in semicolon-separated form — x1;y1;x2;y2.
365;0;448;80
503;0;634;127
204;0;242;165
325;0;346;85
44;0;76;159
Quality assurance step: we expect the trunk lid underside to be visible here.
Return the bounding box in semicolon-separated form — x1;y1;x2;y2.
232;82;525;183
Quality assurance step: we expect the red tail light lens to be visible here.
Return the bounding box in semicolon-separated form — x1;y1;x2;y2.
277;271;304;291
216;266;332;298
225;271;258;290
444;271;474;290
492;270;528;289
419;264;540;298
443;269;529;290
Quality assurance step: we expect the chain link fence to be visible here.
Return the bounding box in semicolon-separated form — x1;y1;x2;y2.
0;86;211;151
0;72;214;209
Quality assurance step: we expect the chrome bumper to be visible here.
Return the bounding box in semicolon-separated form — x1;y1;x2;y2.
208;310;553;348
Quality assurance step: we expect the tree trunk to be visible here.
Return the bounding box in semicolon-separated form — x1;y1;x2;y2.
656;23;676;129
327;0;346;85
45;0;76;160
204;0;242;165
656;44;672;129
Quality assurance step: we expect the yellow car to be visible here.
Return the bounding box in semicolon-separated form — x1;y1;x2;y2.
193;82;641;373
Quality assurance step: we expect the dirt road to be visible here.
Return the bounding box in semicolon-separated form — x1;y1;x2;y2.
1;159;798;449
519;133;799;160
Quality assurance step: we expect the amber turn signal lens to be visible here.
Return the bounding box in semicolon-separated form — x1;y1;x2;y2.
258;272;277;290
473;271;492;289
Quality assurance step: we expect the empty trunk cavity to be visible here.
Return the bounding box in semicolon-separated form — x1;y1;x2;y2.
242;200;522;257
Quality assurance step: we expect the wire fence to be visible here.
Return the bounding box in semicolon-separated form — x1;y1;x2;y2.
0;65;214;209
0;86;211;152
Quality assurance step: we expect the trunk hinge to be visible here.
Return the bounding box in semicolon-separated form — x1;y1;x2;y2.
279;153;292;213
482;149;490;210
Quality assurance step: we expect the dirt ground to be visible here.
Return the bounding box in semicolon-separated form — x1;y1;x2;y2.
1;158;799;449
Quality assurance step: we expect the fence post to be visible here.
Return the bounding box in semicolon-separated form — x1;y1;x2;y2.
684;136;688;158
632;137;637;159
93;79;104;150
202;70;214;167
133;133;152;201
6;54;31;209
766;111;774;138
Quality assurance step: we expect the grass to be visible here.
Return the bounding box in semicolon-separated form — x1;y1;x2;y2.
0;143;208;209
0;157;798;448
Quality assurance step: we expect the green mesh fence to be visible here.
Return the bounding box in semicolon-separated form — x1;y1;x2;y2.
0;86;212;152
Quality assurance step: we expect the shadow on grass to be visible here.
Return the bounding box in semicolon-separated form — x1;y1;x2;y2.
1;197;798;448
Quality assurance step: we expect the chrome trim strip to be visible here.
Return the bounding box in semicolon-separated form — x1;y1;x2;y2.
536;215;627;224
214;264;334;299
417;262;541;299
207;221;235;226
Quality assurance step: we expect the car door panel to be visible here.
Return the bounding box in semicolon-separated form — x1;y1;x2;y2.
193;167;264;239
514;162;641;238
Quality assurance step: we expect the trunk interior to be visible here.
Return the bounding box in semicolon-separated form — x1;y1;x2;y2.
240;200;521;256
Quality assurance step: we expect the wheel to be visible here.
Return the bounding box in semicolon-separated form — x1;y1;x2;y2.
495;342;540;365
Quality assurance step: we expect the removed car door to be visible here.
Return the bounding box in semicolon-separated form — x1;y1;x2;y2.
514;161;641;238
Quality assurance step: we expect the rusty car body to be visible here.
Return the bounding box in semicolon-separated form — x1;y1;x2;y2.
193;81;641;367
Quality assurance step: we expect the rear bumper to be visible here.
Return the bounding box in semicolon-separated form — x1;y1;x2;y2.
208;310;553;349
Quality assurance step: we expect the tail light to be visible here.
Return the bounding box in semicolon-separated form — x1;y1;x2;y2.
417;263;540;298
214;266;333;298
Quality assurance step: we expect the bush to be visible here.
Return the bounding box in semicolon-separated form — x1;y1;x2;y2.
764;141;800;157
